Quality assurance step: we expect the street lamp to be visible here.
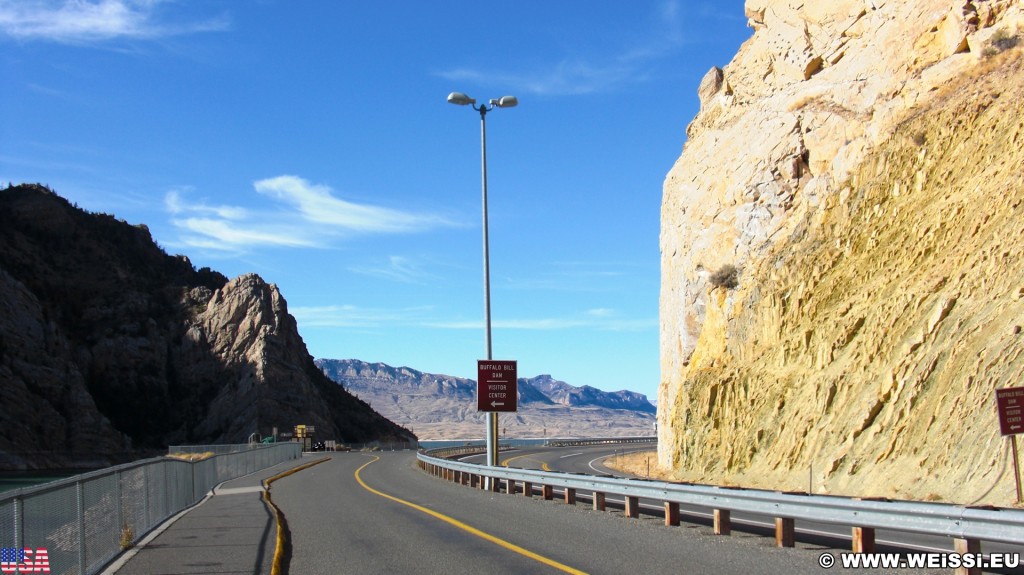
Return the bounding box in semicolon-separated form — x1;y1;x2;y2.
448;91;517;470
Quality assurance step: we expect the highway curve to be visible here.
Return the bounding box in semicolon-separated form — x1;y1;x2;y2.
268;450;937;575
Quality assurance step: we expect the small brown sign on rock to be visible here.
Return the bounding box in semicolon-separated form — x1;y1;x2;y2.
996;387;1024;436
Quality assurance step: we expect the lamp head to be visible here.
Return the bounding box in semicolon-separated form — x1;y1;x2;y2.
447;92;475;106
491;95;518;108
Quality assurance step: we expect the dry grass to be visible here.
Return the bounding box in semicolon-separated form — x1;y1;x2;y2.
166;451;215;462
603;450;675;481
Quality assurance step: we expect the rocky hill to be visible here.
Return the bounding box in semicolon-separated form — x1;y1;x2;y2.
659;0;1024;505
316;359;656;440
0;184;413;470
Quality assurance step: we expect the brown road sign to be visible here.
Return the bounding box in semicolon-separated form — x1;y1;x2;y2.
997;386;1024;436
477;360;517;412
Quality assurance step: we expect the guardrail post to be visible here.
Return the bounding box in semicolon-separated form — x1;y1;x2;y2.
507;478;517;495
714;509;731;535
626;496;639;518
523;480;532;497
564;487;576;505
665;501;680;526
593;492;606;511
77;479;86;573
13;496;23;552
954;538;981;575
852;526;875;553
116;469;125;546
775;517;795;547
542;485;553;500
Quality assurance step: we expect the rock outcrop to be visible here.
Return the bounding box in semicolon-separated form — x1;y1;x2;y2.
660;0;1024;504
317;359;656;440
0;184;413;469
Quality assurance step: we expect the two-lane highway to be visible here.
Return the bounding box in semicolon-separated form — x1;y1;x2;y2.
270;451;940;574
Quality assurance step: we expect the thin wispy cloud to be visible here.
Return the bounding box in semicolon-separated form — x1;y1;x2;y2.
439;59;645;97
291;304;437;329
172;218;317;250
428;311;656;332
502;260;649;293
0;0;229;43
436;0;684;96
349;255;436;284
291;303;653;332
254;176;453;233
164;175;456;253
165;188;247;220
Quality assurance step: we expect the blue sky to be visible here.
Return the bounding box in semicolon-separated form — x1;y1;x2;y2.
0;1;751;401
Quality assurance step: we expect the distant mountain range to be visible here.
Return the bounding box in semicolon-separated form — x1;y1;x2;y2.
316;359;657;440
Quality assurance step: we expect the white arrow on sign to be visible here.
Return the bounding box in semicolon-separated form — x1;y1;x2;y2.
491;402;505;407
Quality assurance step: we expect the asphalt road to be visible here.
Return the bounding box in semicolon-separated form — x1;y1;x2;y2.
269;450;959;575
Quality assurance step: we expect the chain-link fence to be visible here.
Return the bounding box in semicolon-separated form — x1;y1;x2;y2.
0;442;300;575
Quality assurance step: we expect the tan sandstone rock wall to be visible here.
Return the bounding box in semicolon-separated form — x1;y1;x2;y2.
659;0;1024;504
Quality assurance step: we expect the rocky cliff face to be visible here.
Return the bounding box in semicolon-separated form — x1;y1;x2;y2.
0;185;412;469
317;359;656;439
660;0;1024;504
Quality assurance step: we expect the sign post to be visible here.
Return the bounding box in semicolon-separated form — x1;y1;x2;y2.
478;360;517;472
996;387;1024;504
477;360;518;413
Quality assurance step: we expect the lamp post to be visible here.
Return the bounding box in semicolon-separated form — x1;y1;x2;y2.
447;91;517;470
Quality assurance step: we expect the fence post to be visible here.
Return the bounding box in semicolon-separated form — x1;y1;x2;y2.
77;480;87;574
665;501;680;526
144;465;151;527
13;496;23;553
775;517;795;547
714;509;731;535
852;527;875;553
564;487;576;505
625;496;640;518
954;538;981;575
190;460;197;502
116;469;125;547
593;492;606;511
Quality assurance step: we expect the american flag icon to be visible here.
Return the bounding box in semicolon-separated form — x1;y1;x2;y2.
0;547;50;573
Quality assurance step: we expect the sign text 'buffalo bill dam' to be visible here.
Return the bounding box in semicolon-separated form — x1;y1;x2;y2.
997;386;1024;436
477;360;517;412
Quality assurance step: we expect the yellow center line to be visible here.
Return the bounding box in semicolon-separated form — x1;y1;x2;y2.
354;456;587;575
501;453;551;471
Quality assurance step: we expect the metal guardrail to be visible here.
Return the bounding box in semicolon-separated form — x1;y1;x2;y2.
419;437;657;459
544;436;657;447
417;449;1024;552
1;442;301;575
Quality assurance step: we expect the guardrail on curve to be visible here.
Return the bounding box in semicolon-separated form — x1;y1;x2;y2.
416;447;1024;559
